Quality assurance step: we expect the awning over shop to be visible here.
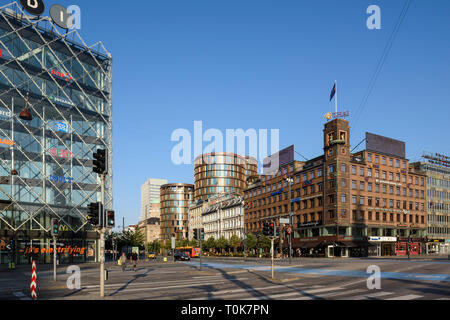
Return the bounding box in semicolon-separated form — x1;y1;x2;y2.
335;241;371;248
295;241;325;249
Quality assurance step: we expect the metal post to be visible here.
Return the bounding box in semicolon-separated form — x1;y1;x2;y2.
100;174;105;298
53;236;57;281
199;232;202;271
288;178;292;262
408;225;411;260
271;237;274;280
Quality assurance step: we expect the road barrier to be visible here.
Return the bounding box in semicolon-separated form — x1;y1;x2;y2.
30;260;37;300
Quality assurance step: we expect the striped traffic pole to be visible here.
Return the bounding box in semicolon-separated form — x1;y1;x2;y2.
30;260;37;300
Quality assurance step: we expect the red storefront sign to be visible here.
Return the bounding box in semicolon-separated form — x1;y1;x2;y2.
50;148;72;159
395;241;421;256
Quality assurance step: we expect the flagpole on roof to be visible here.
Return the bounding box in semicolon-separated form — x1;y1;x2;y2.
335;80;338;115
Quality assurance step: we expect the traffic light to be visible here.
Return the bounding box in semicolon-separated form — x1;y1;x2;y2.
200;228;205;241
7;239;14;252
51;218;60;236
93;149;107;175
269;222;275;237
263;222;270;236
106;210;115;227
193;229;198;240
87;202;103;227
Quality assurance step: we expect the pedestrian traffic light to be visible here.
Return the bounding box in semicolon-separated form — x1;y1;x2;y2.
106;210;115;227
51;218;60;236
93;149;107;175
200;228;205;241
193;229;198;240
87;202;103;227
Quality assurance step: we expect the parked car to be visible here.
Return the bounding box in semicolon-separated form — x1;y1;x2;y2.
148;252;157;259
174;252;190;261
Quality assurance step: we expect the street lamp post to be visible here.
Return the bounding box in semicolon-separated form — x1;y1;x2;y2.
286;177;293;262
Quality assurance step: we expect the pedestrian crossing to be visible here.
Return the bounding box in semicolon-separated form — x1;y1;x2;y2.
188;282;437;300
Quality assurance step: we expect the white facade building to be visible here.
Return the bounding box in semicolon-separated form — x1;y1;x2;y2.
189;195;244;241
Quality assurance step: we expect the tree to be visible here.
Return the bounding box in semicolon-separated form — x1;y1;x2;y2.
229;234;241;253
189;239;199;247
246;233;257;254
205;237;216;252
150;240;161;253
259;235;271;251
216;236;229;254
119;229;145;249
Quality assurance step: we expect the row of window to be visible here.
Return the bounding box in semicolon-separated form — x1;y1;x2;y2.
351;180;424;198
367;153;406;169
351;211;425;224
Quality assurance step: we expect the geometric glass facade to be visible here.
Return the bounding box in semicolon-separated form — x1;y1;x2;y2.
0;2;112;265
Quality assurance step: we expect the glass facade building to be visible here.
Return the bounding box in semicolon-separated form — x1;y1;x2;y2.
0;3;112;265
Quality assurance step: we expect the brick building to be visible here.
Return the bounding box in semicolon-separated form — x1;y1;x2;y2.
244;119;427;257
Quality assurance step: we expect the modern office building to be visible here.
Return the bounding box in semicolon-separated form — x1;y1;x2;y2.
140;178;167;221
160;183;194;241
194;152;257;201
244;119;427;258
411;153;450;254
0;3;113;265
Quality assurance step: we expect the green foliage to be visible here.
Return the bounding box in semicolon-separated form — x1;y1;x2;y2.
205;237;216;251
245;233;257;250
229;234;241;252
216;236;229;253
258;235;271;250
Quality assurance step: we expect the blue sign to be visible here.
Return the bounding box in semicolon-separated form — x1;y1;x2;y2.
56;121;69;133
49;175;74;184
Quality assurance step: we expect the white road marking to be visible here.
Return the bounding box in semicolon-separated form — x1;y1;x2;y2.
246;287;344;300
386;295;424;300
289;289;368;300
189;284;324;300
345;291;394;300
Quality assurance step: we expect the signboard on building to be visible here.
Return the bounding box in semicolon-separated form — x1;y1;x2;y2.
263;145;294;175
366;132;406;159
369;237;397;242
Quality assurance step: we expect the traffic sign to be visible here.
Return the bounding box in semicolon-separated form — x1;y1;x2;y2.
6;244;11;251
286;227;292;235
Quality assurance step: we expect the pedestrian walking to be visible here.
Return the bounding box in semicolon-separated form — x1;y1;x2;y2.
131;251;139;272
119;252;127;272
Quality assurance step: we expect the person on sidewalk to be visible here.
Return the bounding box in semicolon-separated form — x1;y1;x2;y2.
119;253;127;272
131;251;139;272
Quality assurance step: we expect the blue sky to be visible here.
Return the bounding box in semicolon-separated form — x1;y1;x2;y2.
42;0;450;226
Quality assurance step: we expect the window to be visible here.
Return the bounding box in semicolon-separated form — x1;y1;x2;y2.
341;179;347;187
403;162;406;169
382;157;387;165
368;153;372;162
360;196;365;205
352;181;357;189
396;174;400;182
389;172;393;181
360;182;365;191
368;168;372;177
389;158;393;167
341;194;347;203
376;184;380;193
341;164;346;172
360;167;364;176
382;185;387;193
375;170;380;178
375;155;379;164
352;196;357;204
396;159;400;168
310;171;315;179
368;183;373;192
318;169;323;177
352;166;357;175
382;171;387;179
368;197;373;206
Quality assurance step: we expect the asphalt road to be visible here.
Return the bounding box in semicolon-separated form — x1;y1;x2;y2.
1;256;449;300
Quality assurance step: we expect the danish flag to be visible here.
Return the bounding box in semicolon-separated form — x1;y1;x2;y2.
30;260;37;300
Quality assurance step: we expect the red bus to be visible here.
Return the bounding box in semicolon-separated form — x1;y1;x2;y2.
175;247;200;258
